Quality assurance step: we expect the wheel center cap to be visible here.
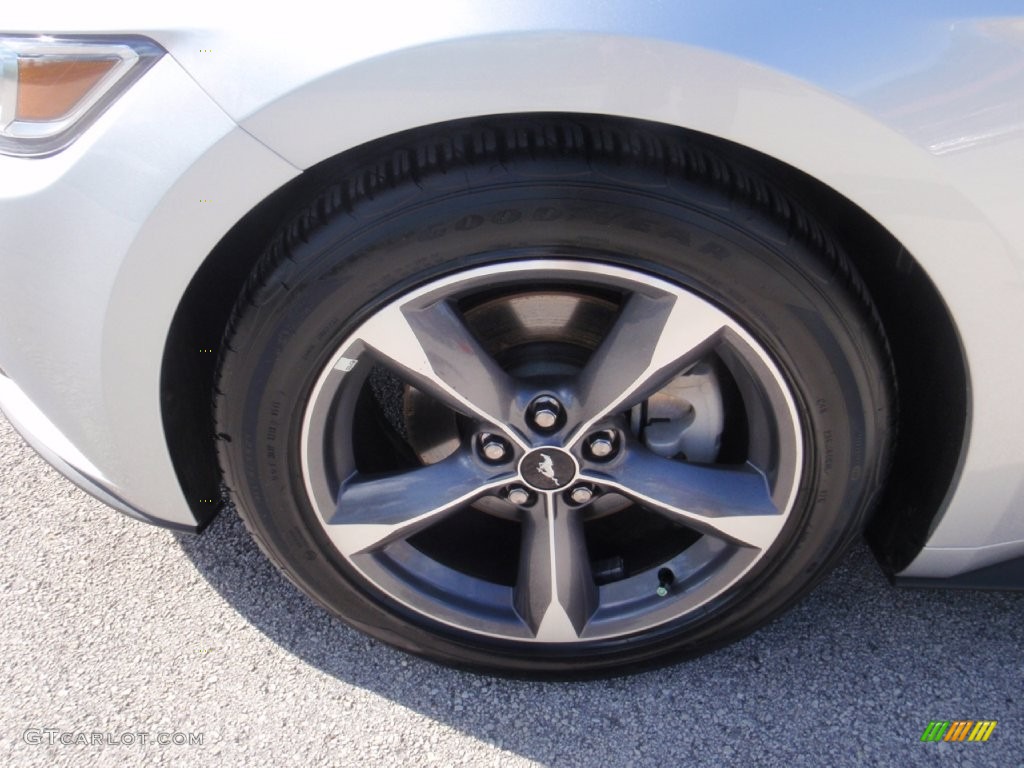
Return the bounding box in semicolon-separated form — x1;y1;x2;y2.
519;448;577;491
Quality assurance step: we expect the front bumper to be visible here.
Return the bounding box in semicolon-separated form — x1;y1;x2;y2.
0;49;297;530
0;370;195;531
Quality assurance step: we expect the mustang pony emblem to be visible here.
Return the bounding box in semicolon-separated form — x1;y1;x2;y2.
537;453;560;486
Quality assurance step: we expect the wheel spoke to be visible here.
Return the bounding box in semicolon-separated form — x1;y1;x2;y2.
356;298;524;445
584;450;783;550
329;452;509;555
568;291;725;445
514;494;598;641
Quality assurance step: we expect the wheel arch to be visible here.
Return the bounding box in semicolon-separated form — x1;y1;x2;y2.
161;112;967;574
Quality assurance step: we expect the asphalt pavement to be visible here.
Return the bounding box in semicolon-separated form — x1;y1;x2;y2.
0;412;1020;767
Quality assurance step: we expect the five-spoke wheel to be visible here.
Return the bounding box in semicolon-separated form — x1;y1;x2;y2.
301;261;802;643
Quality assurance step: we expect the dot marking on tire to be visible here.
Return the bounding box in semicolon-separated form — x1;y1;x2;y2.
334;357;358;372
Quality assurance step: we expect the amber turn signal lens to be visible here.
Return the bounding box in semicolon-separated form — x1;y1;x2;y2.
0;35;162;157
16;57;119;122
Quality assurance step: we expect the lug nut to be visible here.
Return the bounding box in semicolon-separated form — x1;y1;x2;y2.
586;431;618;460
507;487;532;506
533;408;558;429
528;396;563;432
569;485;594;505
479;434;510;463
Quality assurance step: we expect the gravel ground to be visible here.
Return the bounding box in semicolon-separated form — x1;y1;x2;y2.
0;411;1021;767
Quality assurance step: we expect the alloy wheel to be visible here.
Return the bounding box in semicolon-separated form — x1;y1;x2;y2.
300;259;803;643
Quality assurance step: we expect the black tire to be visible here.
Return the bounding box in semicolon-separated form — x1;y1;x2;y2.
215;117;895;678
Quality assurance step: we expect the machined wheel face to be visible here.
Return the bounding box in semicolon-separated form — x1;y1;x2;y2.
300;260;803;644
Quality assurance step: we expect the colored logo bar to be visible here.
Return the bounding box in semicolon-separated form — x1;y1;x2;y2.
920;721;997;742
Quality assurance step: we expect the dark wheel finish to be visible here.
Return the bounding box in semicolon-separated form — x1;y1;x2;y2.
215;118;895;677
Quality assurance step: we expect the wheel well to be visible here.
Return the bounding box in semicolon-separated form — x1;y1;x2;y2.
160;113;966;570
745;149;968;574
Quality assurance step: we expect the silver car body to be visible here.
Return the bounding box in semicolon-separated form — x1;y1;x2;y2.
2;2;1023;580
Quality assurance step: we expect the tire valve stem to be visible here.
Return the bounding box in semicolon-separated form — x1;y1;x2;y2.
656;568;675;598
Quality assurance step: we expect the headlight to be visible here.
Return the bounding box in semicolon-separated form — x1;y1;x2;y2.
0;35;162;158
